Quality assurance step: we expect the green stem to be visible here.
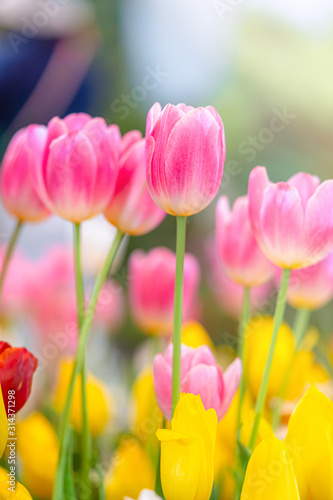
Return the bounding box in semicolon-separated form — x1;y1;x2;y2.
0;221;22;308
272;307;311;429
74;223;91;491
236;287;251;438
171;216;187;418
52;229;125;500
293;308;311;351
248;268;291;451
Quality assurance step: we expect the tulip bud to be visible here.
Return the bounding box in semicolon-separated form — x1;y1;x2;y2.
36;113;121;222
0;125;50;222
0;342;38;415
248;168;333;269
241;436;300;499
156;393;218;500
128;247;200;336
285;387;333;499
17;413;59;499
146;103;225;216
53;359;112;437
104;131;166;235
153;344;241;421
216;195;273;287
105;438;155;500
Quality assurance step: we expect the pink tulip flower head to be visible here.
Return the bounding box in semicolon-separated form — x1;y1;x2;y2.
216;195;273;287
281;250;333;310
153;343;241;421
104;131;166;235
0;125;50;222
206;240;272;317
145;103;225;216
249;167;333;269
128;247;200;336
36;113;121;222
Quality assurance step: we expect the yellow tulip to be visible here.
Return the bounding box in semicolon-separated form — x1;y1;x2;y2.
241;435;300;500
156;393;217;500
17;413;59;499
214;391;272;500
0;386;8;459
104;438;155;500
0;466;32;499
245;317;295;401
286;350;329;401
181;322;215;352
285;386;333;499
53;358;112;437
130;368;163;442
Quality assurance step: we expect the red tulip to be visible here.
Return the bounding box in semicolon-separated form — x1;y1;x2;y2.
0;342;38;415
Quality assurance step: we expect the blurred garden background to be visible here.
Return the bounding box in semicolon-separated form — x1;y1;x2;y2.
0;0;333;413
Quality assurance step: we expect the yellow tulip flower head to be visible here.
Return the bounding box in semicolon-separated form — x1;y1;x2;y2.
285;386;333;499
0;466;32;499
156;393;218;500
53;358;112;437
241;435;300;500
17;413;59;499
104;438;155;500
245;317;295;401
130;367;163;442
181;322;215;352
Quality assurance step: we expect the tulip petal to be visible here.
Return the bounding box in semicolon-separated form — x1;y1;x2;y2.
248;166;270;241
260;183;305;268
45;132;98;222
218;357;242;419
285;386;333;499
159;434;201;500
146;104;184;213
153;353;172;420
164;107;221;215
304;180;333;265
241;436;300;500
287;172;320;211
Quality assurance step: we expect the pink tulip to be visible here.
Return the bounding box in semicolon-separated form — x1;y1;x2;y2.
248;167;333;269
0;247;33;314
216;195;273;287
90;281;125;333
153;343;241;421
277;250;333;310
206;240;272;318
128;247;200;335
35;113;121;222
145;103;225;216
0;125;50;222
104;130;166;235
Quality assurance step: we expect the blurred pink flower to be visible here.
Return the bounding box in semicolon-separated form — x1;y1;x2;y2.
249;167;333;269
0;247;33;314
128;247;200;335
35;113;121;222
216;195;273;287
153;343;241;421
104;131;166;235
276;250;333;310
0;125;50;222
145;103;225;216
90;281;125;333
206;241;272;318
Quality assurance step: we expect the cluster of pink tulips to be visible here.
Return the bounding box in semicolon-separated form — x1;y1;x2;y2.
1;102;333;500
